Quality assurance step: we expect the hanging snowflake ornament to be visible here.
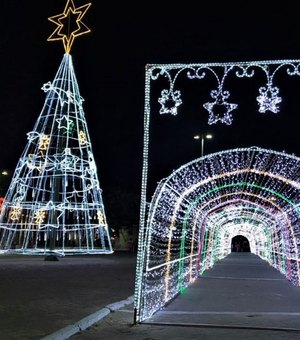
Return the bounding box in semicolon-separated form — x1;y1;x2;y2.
257;84;282;113
158;89;182;115
203;89;238;125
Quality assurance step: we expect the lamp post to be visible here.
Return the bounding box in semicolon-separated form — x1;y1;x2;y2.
193;133;213;157
0;170;9;197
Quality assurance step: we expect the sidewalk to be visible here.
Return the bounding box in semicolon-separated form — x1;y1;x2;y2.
70;303;300;340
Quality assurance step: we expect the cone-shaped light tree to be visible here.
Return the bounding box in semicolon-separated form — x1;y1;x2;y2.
0;0;113;256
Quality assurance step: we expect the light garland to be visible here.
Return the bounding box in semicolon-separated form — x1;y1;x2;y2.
149;60;300;125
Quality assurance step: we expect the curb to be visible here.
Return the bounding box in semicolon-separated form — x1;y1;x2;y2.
41;295;134;340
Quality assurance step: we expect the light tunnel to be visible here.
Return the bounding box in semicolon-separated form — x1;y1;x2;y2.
137;147;300;321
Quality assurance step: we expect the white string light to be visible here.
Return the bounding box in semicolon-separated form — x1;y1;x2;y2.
0;53;113;256
134;60;300;323
136;147;300;321
151;60;300;124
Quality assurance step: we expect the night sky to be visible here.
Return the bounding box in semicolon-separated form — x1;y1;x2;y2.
0;0;300;227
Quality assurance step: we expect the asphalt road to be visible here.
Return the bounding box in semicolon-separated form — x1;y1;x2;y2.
0;251;136;339
2;251;300;340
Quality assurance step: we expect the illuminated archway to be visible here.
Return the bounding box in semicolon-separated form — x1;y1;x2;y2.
135;147;300;321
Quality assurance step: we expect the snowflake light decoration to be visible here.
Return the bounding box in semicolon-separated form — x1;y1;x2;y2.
257;84;282;113
158;89;182;116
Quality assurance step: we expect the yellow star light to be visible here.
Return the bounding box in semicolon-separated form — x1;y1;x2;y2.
48;0;92;53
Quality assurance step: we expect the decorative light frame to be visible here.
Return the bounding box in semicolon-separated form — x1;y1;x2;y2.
134;60;300;323
151;59;300;123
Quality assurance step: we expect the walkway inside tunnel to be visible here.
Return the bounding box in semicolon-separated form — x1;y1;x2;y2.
145;252;300;331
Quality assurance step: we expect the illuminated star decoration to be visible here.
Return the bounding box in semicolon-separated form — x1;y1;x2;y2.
56;115;75;135
203;89;238;125
48;0;91;53
257;84;282;113
158;89;183;115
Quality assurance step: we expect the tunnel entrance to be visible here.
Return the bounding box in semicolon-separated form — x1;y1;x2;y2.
135;147;300;322
231;235;251;252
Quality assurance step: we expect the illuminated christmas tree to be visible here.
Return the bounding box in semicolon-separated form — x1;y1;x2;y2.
0;0;113;256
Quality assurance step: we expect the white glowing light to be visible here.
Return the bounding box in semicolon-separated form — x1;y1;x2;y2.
135;147;300;322
203;91;238;125
0;53;113;256
158;89;182;115
151;60;300;125
135;60;300;324
257;84;282;113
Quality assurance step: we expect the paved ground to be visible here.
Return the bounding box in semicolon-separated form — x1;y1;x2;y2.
71;253;300;340
1;252;300;339
0;251;136;339
70;304;300;340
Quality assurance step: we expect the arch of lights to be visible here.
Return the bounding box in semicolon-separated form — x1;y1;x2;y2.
135;147;300;321
134;59;300;323
135;147;300;320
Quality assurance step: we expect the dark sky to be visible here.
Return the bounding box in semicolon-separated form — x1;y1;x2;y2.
0;0;300;226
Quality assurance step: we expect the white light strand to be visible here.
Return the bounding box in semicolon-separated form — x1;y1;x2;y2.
150;60;300;124
0;54;113;256
137;147;300;321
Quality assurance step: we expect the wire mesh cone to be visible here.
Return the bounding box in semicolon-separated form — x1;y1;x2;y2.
0;54;113;256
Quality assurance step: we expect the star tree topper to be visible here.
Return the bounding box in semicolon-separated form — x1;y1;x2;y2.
48;0;91;53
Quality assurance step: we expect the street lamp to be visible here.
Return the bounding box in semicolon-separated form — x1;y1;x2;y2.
193;133;213;157
0;170;9;197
